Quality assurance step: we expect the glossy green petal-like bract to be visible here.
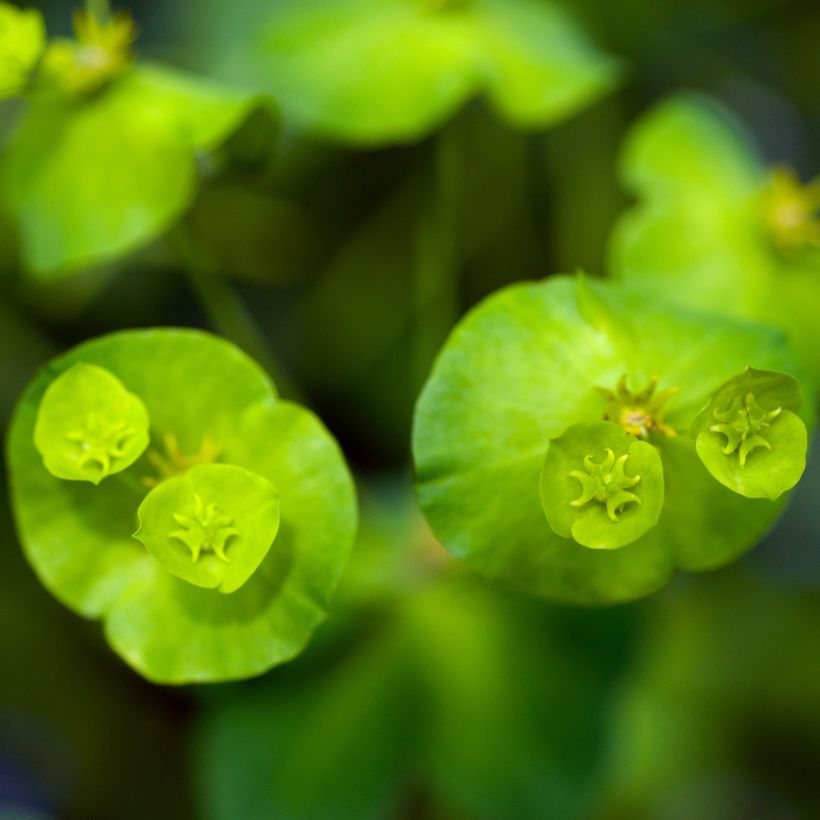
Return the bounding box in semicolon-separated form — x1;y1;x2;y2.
611;94;820;385
541;421;664;550
33;362;149;484
239;0;620;144
0;63;262;278
0;2;44;99
692;368;807;500
7;329;356;683
412;275;813;604
135;463;280;593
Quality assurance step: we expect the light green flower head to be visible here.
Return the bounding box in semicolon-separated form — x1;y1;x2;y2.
7;329;357;683
0;5;272;279
227;0;621;144
412;275;813;604
610;93;820;388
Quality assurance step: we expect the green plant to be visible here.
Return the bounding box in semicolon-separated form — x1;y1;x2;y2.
0;1;268;278
412;275;813;604
610;93;820;385
7;329;356;683
212;0;621;145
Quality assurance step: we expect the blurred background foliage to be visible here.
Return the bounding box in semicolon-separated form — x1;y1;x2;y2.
1;0;819;818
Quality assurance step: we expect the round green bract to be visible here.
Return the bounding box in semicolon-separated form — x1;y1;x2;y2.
33;362;149;484
135;463;280;594
235;0;620;144
610;94;820;386
0;63;265;278
541;421;664;550
0;3;44;99
7;329;357;683
691;368;808;500
412;275;813;604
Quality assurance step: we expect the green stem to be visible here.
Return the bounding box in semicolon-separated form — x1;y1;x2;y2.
412;120;461;390
172;221;302;401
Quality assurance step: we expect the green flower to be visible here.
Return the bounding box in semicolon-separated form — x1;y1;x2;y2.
0;2;44;99
541;421;664;550
691;367;808;500
33;362;149;484
610;93;820;385
7;329;357;683
412;275;813;604
221;0;621;144
0;6;271;279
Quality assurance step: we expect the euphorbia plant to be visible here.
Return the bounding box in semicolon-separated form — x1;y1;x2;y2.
610;93;820;385
7;329;356;683
0;1;268;278
214;0;621;144
412;275;813;604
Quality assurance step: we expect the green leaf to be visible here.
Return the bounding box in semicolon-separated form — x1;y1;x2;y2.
0;2;44;99
134;463;280;594
0;63;264;278
8;329;356;683
240;0;620;143
541;421;664;549
33;362;149;484
692;368;808;500
412;275;811;603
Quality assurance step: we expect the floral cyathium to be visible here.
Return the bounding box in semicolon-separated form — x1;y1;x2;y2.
41;8;136;95
710;392;781;467
596;375;678;438
763;166;820;256
692;367;808;501
66;415;141;479
144;432;222;488
170;493;238;563
569;449;641;522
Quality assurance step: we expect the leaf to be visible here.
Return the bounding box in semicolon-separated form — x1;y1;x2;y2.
33;362;150;484
0;64;264;278
412;275;810;603
7;329;356;683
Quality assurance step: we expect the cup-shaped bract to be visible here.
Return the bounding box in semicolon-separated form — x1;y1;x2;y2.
224;0;621;144
135;463;280;593
610;94;820;387
0;8;272;278
33;362;150;484
692;368;807;500
7;329;357;683
540;421;664;550
0;2;44;99
412;275;814;604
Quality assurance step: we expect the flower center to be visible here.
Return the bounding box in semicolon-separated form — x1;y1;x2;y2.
763;166;820;256
65;414;139;477
42;9;136;95
170;492;238;563
143;432;222;488
596;375;678;439
709;391;781;467
569;448;641;522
